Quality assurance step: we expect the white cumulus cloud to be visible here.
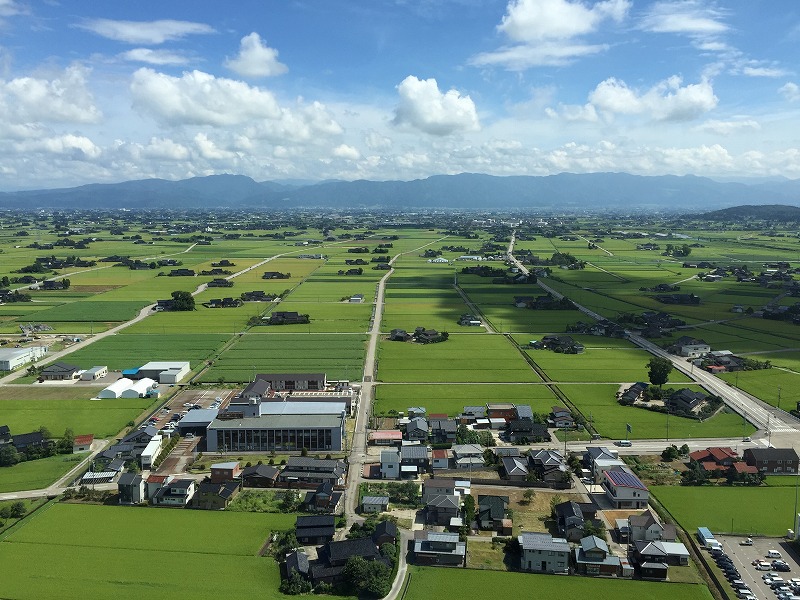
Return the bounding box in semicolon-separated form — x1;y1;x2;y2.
741;66;788;78
76;18;215;44
779;82;800;102
119;48;191;66
471;0;630;69
194;133;236;160
333;144;360;160
639;1;728;36
393;75;479;136
15;134;101;159
130;68;282;126
588;75;717;121
0;64;102;125
225;32;287;78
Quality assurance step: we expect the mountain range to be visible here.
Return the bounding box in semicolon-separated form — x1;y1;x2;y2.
1;172;799;211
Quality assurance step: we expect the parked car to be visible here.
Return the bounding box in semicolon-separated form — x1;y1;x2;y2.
768;550;783;559
741;538;754;546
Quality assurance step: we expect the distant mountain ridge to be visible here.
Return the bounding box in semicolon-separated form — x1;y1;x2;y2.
1;172;799;210
698;204;800;221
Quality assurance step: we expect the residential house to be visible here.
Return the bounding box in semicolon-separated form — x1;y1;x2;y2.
670;336;710;358
478;495;509;530
667;388;707;413
241;464;279;487
361;496;389;514
151;479;196;507
628;509;676;542
518;532;570;574
380;449;401;479
388;329;412;342
413;531;466;567
426;494;461;526
309;538;382;585
117;472;145;504
486;403;518;422
368;430;403;446
431;449;451;471
502;456;529;481
619;382;649;404
553;501;586;542
72;434;93;453
574;535;621;576
401;445;430;476
585;446;625;482
194;480;241;510
688;447;738;473
304;481;343;513
602;467;649;509
493;447;520;459
285;550;311;582
267;311;309;325
452;444;484;470
405;417;429;442
639;561;669;580
279;457;347;486
528;449;569;484
40;362;80;381
0;425;10;445
372;520;398;546
145;474;170;499
423;479;457;503
550;406;576;429
210;461;242;483
430;419;457;444
11;431;50;454
507;418;549;443
743;447;799;474
296;515;336;545
634;540;689;566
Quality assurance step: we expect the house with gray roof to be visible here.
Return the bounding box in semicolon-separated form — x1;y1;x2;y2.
554;500;586;542
117;472;145;504
478;494;509;530
518;532;569;573
413;530;465;566
502;456;529;481
426;494;460;526
380;448;401;479
400;444;429;475
574;535;620;576
405;417;429;442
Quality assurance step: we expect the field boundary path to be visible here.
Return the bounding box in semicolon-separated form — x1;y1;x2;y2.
345;236;449;521
452;283;497;334
506;231;800;439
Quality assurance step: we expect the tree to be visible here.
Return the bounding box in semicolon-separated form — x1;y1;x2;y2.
522;489;536;505
462;494;476;527
279;571;312;595
0;444;20;467
647;357;673;388
549;494;563;515
56;428;75;454
9;501;26;519
170;290;195;311
661;445;680;461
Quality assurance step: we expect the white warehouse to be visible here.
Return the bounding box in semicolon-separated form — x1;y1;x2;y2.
140;435;163;469
0;346;48;371
121;378;157;398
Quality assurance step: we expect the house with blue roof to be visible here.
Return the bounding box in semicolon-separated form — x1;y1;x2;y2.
601;466;649;509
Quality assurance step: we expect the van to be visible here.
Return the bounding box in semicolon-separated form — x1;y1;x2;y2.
616;440;632;447
768;550;783;559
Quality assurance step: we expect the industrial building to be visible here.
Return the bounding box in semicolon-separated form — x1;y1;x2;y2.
206;413;345;453
122;361;190;384
0;346;48;371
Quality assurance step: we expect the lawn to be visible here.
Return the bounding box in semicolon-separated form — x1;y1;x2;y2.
652;485;799;537
403;566;713;600
0;454;85;492
0;387;155;438
377;334;540;383
374;383;559;416
0;503;295;600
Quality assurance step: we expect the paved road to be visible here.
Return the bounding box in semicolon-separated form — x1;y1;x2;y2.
507;231;800;438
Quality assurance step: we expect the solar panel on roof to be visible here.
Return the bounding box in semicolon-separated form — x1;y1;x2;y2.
608;470;646;489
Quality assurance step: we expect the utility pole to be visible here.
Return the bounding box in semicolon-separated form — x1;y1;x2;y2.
777;386;782;410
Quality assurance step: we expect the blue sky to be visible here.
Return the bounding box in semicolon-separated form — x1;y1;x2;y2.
0;0;798;190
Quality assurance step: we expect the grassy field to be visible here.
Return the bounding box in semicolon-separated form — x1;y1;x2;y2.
201;332;366;382
377;334;540;383
62;333;231;370
0;386;155;438
374;383;559;416
652;484;799;537
0;503;295;600
403;566;713;600
0;454;85;493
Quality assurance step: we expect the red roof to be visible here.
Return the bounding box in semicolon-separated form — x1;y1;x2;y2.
700;461;719;472
428;413;448;420
147;474;169;483
709;447;737;462
689;449;712;463
732;462;758;474
73;434;94;445
368;430;402;441
431;449;449;459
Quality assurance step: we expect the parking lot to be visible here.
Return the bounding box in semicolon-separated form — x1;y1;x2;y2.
715;535;800;599
145;388;237;433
